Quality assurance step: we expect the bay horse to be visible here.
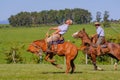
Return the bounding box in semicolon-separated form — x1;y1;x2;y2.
27;39;78;74
72;28;120;70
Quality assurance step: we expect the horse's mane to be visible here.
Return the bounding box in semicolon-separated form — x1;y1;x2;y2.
82;30;91;40
81;30;91;45
33;39;45;43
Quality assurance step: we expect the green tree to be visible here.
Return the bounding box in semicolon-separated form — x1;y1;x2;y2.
96;11;101;22
8;8;92;26
103;11;111;27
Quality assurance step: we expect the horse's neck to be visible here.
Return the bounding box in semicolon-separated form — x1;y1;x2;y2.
82;36;91;45
36;39;47;51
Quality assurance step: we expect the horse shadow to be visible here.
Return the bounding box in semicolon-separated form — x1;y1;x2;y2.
41;71;83;74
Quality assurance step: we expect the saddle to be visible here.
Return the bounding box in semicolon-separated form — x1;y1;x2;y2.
92;44;107;48
51;38;64;45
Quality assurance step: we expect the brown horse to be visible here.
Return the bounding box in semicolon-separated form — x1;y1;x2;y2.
27;39;78;74
72;28;120;70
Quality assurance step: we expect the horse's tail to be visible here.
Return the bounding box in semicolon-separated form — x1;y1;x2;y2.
77;48;81;51
77;46;87;51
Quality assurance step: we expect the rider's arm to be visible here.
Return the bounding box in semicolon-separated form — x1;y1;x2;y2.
49;27;58;30
49;27;61;34
92;34;98;38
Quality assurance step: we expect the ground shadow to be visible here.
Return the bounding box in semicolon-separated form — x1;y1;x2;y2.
41;71;83;74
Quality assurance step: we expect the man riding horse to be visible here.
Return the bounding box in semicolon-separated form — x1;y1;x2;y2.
27;19;78;74
92;22;109;55
46;19;73;52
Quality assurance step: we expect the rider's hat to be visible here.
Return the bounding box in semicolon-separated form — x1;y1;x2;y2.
95;22;100;25
94;22;100;26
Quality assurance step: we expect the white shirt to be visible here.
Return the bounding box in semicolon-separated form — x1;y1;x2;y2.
58;24;69;35
96;26;104;37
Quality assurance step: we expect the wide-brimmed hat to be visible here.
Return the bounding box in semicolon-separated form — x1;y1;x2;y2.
95;22;100;25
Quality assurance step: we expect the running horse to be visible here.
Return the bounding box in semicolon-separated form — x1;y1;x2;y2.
72;28;120;70
27;39;78;74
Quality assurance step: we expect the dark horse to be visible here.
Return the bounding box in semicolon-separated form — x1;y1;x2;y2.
27;39;78;74
72;28;120;70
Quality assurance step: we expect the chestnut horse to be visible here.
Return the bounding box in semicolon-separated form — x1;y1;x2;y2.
27;39;78;74
72;28;120;70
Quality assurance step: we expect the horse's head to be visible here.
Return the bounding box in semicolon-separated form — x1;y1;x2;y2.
27;43;40;54
72;28;86;39
72;28;91;45
27;40;46;55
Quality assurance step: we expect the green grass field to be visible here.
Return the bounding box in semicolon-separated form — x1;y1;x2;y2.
0;24;120;80
0;24;120;64
0;64;120;80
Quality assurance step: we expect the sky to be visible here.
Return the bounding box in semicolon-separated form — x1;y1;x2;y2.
0;0;120;22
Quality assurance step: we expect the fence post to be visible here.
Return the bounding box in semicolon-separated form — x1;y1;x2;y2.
111;58;113;65
86;54;88;64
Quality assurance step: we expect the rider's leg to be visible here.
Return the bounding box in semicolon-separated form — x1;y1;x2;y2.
96;37;103;56
46;34;60;52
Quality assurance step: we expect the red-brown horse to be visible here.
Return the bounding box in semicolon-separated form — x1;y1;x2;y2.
27;39;78;74
72;28;120;70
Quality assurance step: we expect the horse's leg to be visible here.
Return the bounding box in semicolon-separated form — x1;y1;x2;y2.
70;60;75;74
51;63;62;69
91;54;103;70
49;54;62;69
114;60;119;70
78;45;87;50
90;54;98;70
65;56;71;74
44;53;55;63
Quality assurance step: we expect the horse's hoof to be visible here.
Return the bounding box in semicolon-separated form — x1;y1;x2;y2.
97;67;103;71
50;59;56;63
114;63;118;70
56;65;63;69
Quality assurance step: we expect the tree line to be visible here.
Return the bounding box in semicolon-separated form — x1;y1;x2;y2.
8;8;92;27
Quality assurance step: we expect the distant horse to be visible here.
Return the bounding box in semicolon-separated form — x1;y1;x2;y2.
72;28;120;70
27;39;78;74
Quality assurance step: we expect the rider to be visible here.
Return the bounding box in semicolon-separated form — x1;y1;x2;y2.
93;22;105;55
46;19;73;52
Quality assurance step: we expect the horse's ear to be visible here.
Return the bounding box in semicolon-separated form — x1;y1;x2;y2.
83;28;85;31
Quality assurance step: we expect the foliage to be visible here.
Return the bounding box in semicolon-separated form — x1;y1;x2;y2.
4;42;25;64
103;11;111;27
0;24;11;28
107;35;120;44
103;21;111;27
4;47;23;63
96;11;102;22
8;8;92;26
31;54;43;64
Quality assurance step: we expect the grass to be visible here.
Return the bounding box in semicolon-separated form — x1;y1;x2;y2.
0;64;120;80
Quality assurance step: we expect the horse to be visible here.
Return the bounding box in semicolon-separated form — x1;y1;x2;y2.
72;28;120;70
27;39;78;74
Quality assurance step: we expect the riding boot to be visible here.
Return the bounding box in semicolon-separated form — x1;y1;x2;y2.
47;42;52;53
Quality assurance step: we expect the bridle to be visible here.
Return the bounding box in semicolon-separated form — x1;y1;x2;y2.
30;43;43;57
